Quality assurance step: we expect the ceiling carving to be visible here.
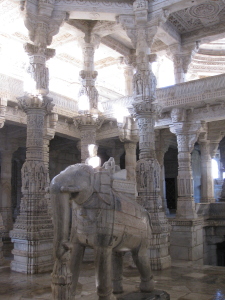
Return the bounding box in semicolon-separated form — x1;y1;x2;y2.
2;0;225;103
168;1;225;34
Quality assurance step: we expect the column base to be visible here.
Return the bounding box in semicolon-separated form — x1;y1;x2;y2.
169;217;204;263
150;255;171;271
10;238;53;274
200;198;215;203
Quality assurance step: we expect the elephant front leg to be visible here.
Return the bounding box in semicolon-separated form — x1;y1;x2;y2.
112;251;124;294
70;243;85;298
132;246;154;293
95;247;116;300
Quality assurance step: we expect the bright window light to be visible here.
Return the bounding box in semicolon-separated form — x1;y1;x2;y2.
78;94;89;111
157;56;175;88
113;105;130;123
212;159;219;179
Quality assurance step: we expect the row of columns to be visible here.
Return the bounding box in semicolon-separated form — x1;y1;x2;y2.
1;0;225;271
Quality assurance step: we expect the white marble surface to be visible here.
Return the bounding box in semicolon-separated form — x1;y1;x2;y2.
0;258;225;300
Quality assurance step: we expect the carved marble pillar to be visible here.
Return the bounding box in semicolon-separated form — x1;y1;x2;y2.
10;95;54;274
124;142;137;182
43;113;58;214
170;109;202;218
124;65;134;96
219;140;225;201
169;109;205;263
118;56;134;96
199;140;214;203
0;149;15;237
155;129;170;215
24;43;55;96
126;0;171;270
0;213;4;265
78;34;100;114
172;54;185;84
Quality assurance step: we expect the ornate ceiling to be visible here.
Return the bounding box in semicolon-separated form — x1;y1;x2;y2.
1;0;225;101
168;1;225;34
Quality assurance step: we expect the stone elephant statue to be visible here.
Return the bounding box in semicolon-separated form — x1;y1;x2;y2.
50;162;154;300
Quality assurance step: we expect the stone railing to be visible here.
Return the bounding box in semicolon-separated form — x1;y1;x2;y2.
101;96;133;117
156;73;225;108
0;73;78;116
3;72;225;122
102;73;225;115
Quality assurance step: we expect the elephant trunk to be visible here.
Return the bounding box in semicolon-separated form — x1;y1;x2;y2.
51;191;71;260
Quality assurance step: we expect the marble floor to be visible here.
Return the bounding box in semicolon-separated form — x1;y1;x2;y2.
0;257;225;300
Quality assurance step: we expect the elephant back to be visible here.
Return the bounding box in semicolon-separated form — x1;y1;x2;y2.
112;191;152;249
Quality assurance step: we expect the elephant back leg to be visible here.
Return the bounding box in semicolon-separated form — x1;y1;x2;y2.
95;247;116;300
70;243;85;297
112;251;124;294
131;244;154;293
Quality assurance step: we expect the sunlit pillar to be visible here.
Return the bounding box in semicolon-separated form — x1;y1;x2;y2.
199;140;215;203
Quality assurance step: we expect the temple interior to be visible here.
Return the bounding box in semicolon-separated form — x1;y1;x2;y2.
1;0;225;299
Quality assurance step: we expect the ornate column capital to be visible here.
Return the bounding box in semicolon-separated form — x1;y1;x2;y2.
74;114;104;131
17;94;54;115
170;108;203;152
155;129;172;166
21;0;68;49
168;42;199;83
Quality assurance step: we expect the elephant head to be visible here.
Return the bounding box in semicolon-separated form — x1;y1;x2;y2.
50;164;99;259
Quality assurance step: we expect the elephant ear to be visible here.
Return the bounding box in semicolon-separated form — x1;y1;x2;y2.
92;171;100;193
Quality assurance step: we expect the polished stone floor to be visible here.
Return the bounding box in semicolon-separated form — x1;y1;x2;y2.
0;257;225;300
